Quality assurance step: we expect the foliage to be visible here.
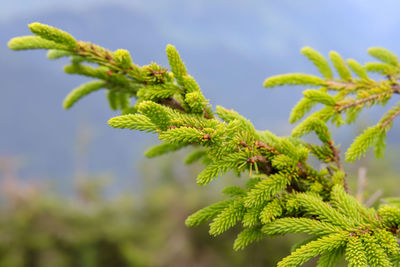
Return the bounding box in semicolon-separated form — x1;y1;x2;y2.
0;183;152;267
0;156;299;267
8;23;400;266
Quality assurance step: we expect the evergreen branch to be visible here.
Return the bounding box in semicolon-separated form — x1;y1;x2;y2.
64;64;136;90
301;46;333;79
263;74;326;88
331;184;373;224
378;205;400;228
347;59;369;80
209;199;245;236
137;101;171;131
292;117;331;143
346;234;368;267
108;114;157;132
196;155;241;185
262;217;341;236
317;247;345;267
335;91;392;112
8;36;68;50
329;51;352;81
373;228;400;256
184;149;206;164
215;106;256;134
144;143;183;158
361;232;392;266
365;62;399;76
345;126;381;162
242;206;263;227
28;22;78;50
233;227;265;251
63;81;106;109
137;84;182;101
277;232;348;267
165;44;187;85
244;174;289;208
289;97;316;123
10;25;400;266
75;41;143;80
303;89;336;106
295;193;357;228
47;49;72;59
259;199;283;224
185;199;235;227
159;127;203;144
379;104;400;129
222;186;247;197
368;47;399;67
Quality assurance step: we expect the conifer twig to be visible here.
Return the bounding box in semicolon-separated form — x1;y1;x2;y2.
392;84;400;94
327;140;349;193
380;108;400;129
9;24;400;267
335;92;390;112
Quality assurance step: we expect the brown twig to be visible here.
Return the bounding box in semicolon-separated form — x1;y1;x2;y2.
392;84;400;94
326;80;356;90
380;108;400;129
327;140;349;193
335;92;389;112
247;155;274;175
158;97;185;111
327;140;342;170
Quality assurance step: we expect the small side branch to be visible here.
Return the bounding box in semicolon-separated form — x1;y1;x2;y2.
326;80;356;90
335;92;389;112
392;84;400;94
380;108;400;129
327;140;349;193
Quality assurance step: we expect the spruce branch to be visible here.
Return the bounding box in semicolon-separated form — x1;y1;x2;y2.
266;46;400;162
63;80;106;109
277;231;348;267
335;91;391;113
379;103;400;129
9;24;400;267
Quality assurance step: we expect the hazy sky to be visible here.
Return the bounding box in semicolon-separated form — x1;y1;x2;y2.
4;1;400;58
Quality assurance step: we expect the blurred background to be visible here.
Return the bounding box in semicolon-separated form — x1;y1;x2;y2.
1;0;400;266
